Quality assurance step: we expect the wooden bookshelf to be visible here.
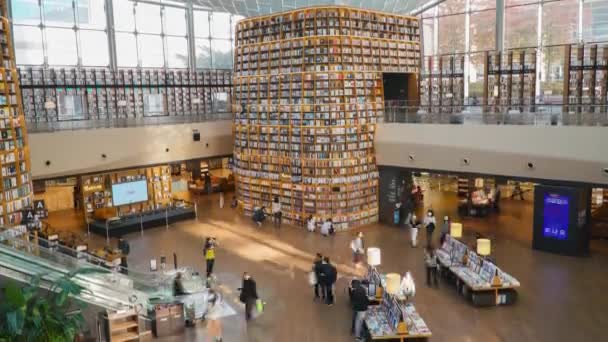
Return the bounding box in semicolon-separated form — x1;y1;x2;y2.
0;8;33;226
106;309;140;342
420;55;465;115
233;6;420;230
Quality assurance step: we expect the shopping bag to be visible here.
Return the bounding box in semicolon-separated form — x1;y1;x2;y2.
256;299;264;313
308;271;317;286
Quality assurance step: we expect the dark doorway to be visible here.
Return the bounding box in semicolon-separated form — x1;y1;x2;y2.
382;73;409;102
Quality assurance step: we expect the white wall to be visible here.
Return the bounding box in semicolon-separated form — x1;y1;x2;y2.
29;121;233;179
375;124;608;185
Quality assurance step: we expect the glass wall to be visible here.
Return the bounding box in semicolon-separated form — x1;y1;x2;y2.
422;0;598;103
11;0;242;69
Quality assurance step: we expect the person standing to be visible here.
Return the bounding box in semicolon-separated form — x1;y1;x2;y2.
219;190;225;209
204;237;217;278
117;237;130;275
312;253;323;301
424;209;437;248
320;218;332;237
307;215;316;232
206;289;224;342
350;232;365;265
440;215;450;246
407;214;420;248
350;280;369;341
239;272;258;321
424;247;439;288
320;257;337;306
272;196;282;228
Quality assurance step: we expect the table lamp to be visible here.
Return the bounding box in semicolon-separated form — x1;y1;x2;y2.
367;247;381;267
477;238;491;257
450;222;463;238
385;273;401;295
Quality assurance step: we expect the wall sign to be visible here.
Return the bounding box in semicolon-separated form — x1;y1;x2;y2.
542;193;569;240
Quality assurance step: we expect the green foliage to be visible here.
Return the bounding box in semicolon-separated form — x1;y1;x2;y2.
0;268;108;342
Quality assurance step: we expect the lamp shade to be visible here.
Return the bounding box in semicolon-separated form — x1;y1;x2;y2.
385;273;401;295
477;238;491;256
450;223;463;238
367;247;381;266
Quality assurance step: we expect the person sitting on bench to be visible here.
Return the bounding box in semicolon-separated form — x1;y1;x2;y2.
252;206;267;227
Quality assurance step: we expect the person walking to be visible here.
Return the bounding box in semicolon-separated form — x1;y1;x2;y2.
424;209;437;247
424;247;439;288
407;214;421;247
204;237;217;278
320;257;337;306
312;253;323;301
117;237;130;275
440;215;450;246
206;289;224;342
350;232;365;265
350;280;369;341
272;196;282;228
239;272;258;321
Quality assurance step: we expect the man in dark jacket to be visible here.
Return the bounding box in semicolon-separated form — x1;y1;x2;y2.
350;280;369;340
239;272;258;321
313;253;323;301
320;257;337;306
117;237;130;275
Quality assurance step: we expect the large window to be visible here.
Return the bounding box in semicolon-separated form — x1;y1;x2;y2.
13;0;109;67
470;10;496;52
438;14;466;54
543;0;578;45
505;4;538;49
193;9;239;68
540;46;566;104
583;0;608;43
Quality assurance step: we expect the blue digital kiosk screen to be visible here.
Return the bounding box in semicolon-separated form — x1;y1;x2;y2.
542;193;569;240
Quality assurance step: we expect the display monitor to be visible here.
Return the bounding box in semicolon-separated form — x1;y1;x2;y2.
542;193;569;240
112;179;148;206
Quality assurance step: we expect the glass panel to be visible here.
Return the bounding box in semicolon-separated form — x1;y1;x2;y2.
438;0;467;16
76;0;106;30
470;0;497;10
46;27;78;65
421;8;435;18
583;0;608;43
166;36;188;68
113;0;135;32
164;6;187;36
542;0;578;45
12;0;42;25
13;26;44;65
438;14;465;54
138;34;164;68
193;10;210;37
470;10;496;52
211;39;232;69
506;0;540;6
43;0;75;27
136;3;162;34
468;53;485;103
116;32;138;67
422;18;434;56
505;4;538;49
195;38;211;68
211;12;231;39
232;15;245;37
80;30;109;66
539;46;565;104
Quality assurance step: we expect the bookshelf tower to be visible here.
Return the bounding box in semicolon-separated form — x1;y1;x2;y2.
0;1;33;226
233;6;420;229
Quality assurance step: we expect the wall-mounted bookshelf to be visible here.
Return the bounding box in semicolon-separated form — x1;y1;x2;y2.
18;68;233;122
0;11;33;226
483;50;536;114
233;6;420;230
563;44;608;119
420;55;465;115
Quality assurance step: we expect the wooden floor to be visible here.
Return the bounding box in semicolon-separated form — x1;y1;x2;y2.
43;190;608;341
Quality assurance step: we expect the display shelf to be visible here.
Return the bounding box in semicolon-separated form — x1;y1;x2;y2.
563;44;608;119
18;68;232;122
483;49;536;114
0;9;33;226
233;7;419;229
420;55;464;115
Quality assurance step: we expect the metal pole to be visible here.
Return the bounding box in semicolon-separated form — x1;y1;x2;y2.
496;0;505;52
195;202;198;220
105;220;110;245
140;214;144;236
165;207;169;229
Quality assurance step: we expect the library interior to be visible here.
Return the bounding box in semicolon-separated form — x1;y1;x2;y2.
1;0;608;341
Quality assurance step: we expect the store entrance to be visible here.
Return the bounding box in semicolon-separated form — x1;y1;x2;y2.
382;73;419;105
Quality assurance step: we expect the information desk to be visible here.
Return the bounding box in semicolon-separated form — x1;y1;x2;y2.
89;206;196;237
436;235;520;306
364;304;431;341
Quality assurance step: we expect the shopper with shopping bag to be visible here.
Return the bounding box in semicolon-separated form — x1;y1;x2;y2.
238;272;259;321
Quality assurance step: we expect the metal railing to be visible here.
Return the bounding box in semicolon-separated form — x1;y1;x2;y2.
26;112;234;133
383;104;608;126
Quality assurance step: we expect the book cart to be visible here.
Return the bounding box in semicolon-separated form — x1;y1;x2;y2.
233;6;420;229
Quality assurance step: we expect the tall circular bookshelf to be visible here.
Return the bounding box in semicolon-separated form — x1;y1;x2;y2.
233;6;420;229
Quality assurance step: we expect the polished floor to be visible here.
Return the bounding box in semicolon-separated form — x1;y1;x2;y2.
49;190;608;341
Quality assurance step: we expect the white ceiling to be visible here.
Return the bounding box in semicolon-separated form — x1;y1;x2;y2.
191;0;434;17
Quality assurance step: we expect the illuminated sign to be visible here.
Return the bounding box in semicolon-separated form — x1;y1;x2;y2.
542;193;569;240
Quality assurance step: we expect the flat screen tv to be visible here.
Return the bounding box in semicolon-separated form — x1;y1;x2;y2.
112;179;148;206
